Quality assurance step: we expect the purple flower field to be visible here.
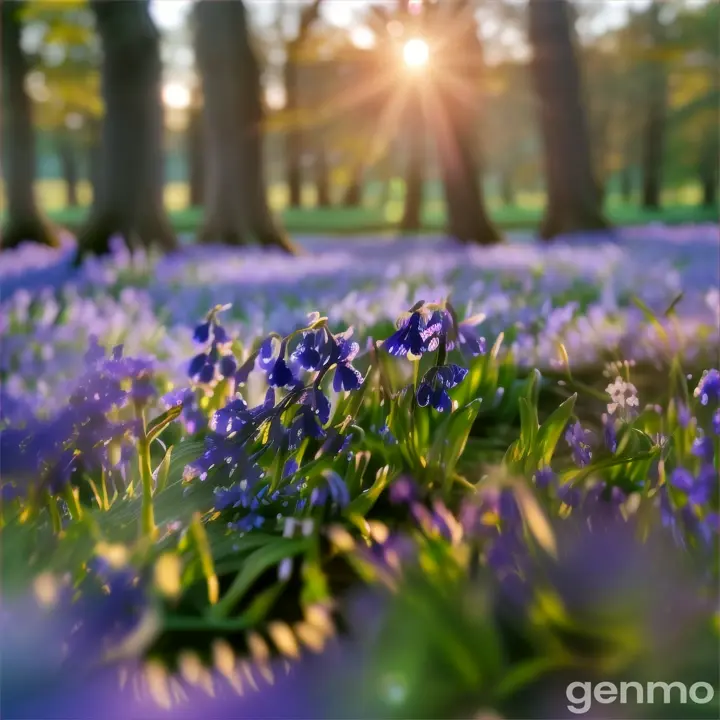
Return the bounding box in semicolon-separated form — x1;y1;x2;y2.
1;225;718;719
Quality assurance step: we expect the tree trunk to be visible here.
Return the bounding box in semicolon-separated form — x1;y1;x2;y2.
528;0;609;240
434;6;500;245
80;0;175;255
87;117;103;207
57;133;79;208
641;3;667;210
187;101;204;208
400;92;424;232
195;0;295;251
284;52;303;209
1;0;57;249
342;165;363;207
314;140;331;208
699;131;718;208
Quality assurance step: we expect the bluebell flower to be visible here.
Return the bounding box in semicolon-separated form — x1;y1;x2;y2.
691;435;714;464
219;354;237;378
301;386;331;425
292;330;328;371
389;476;418;505
310;470;350;508
602;413;617;453
564;421;592;467
193;321;211;343
713;408;720;436
670;466;714;507
420;310;452;352
379;424;397;445
383;311;426;357
230;513;265;533
329;332;363;392
258;336;277;372
289;405;326;449
694;369;720;405
676;401;692;429
267;343;296;388
213;484;246;511
448;322;487;357
319;428;353;457
416;364;467;412
534;467;556;489
283;458;299;477
557;482;581;508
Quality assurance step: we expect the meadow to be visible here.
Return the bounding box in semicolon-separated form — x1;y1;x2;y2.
1;224;719;718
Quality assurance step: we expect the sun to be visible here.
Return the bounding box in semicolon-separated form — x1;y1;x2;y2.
403;38;429;69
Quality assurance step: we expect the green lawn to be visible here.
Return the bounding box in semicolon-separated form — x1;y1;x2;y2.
1;178;715;235
40;201;717;236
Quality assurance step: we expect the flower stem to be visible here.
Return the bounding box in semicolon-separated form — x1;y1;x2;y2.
137;409;157;539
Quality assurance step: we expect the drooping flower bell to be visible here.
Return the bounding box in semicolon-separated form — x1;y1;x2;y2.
416;364;467;412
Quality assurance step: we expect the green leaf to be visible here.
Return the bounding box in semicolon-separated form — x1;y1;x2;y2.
346;465;392;516
146;405;183;445
518;397;538;454
427;399;482;491
210;537;308;619
154;445;173;493
535;393;577;467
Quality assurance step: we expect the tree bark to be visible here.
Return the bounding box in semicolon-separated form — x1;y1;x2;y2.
195;0;295;251
187;100;204;208
699;131;718;209
528;0;609;239
1;0;57;249
284;51;303;209
342;165;363;207
314;140;331;208
400;92;424;231
80;0;175;255
434;4;500;245
57;133;79;208
641;3;667;210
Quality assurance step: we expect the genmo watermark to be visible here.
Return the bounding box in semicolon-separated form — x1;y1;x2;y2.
566;680;716;715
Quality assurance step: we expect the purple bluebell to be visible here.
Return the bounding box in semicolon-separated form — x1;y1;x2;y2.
289;405;326;449
713;408;720;436
383;311;426;357
691;435;714;464
694;369;720;406
564;420;592;467
229;513;265;533
416;364;467;412
258;336;277;372
602;413;618;453
534;467;556;489
193;321;211;344
389;476;418;505
267;349;296;388
379;424;397;445
311;470;350;508
557;481;581;508
292;330;327;371
676;401;692;428
329;332;363;392
300;386;331;425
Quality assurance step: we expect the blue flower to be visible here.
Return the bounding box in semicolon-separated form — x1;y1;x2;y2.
193;321;211;343
258;336;277;371
383;311;426;357
379;424;397;445
602;413;617;453
230;513;265;533
534;467;556;489
219;354;237;378
557;482;581;508
289;405;325;449
565;421;592;467
311;470;350;508
214;484;246;511
416;364;467;412
691;435;714;464
670;466;714;507
389;476;418;505
420;310;452;352
694;368;720;405
449;323;487;357
292;330;328;371
329;332;363;392
713;408;720;436
301;386;331;425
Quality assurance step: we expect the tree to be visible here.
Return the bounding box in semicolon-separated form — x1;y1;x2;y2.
430;0;500;244
400;91;425;231
187;87;204;208
79;0;175;255
284;0;322;208
528;0;609;239
1;0;57;249
194;0;295;251
640;2;668;209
